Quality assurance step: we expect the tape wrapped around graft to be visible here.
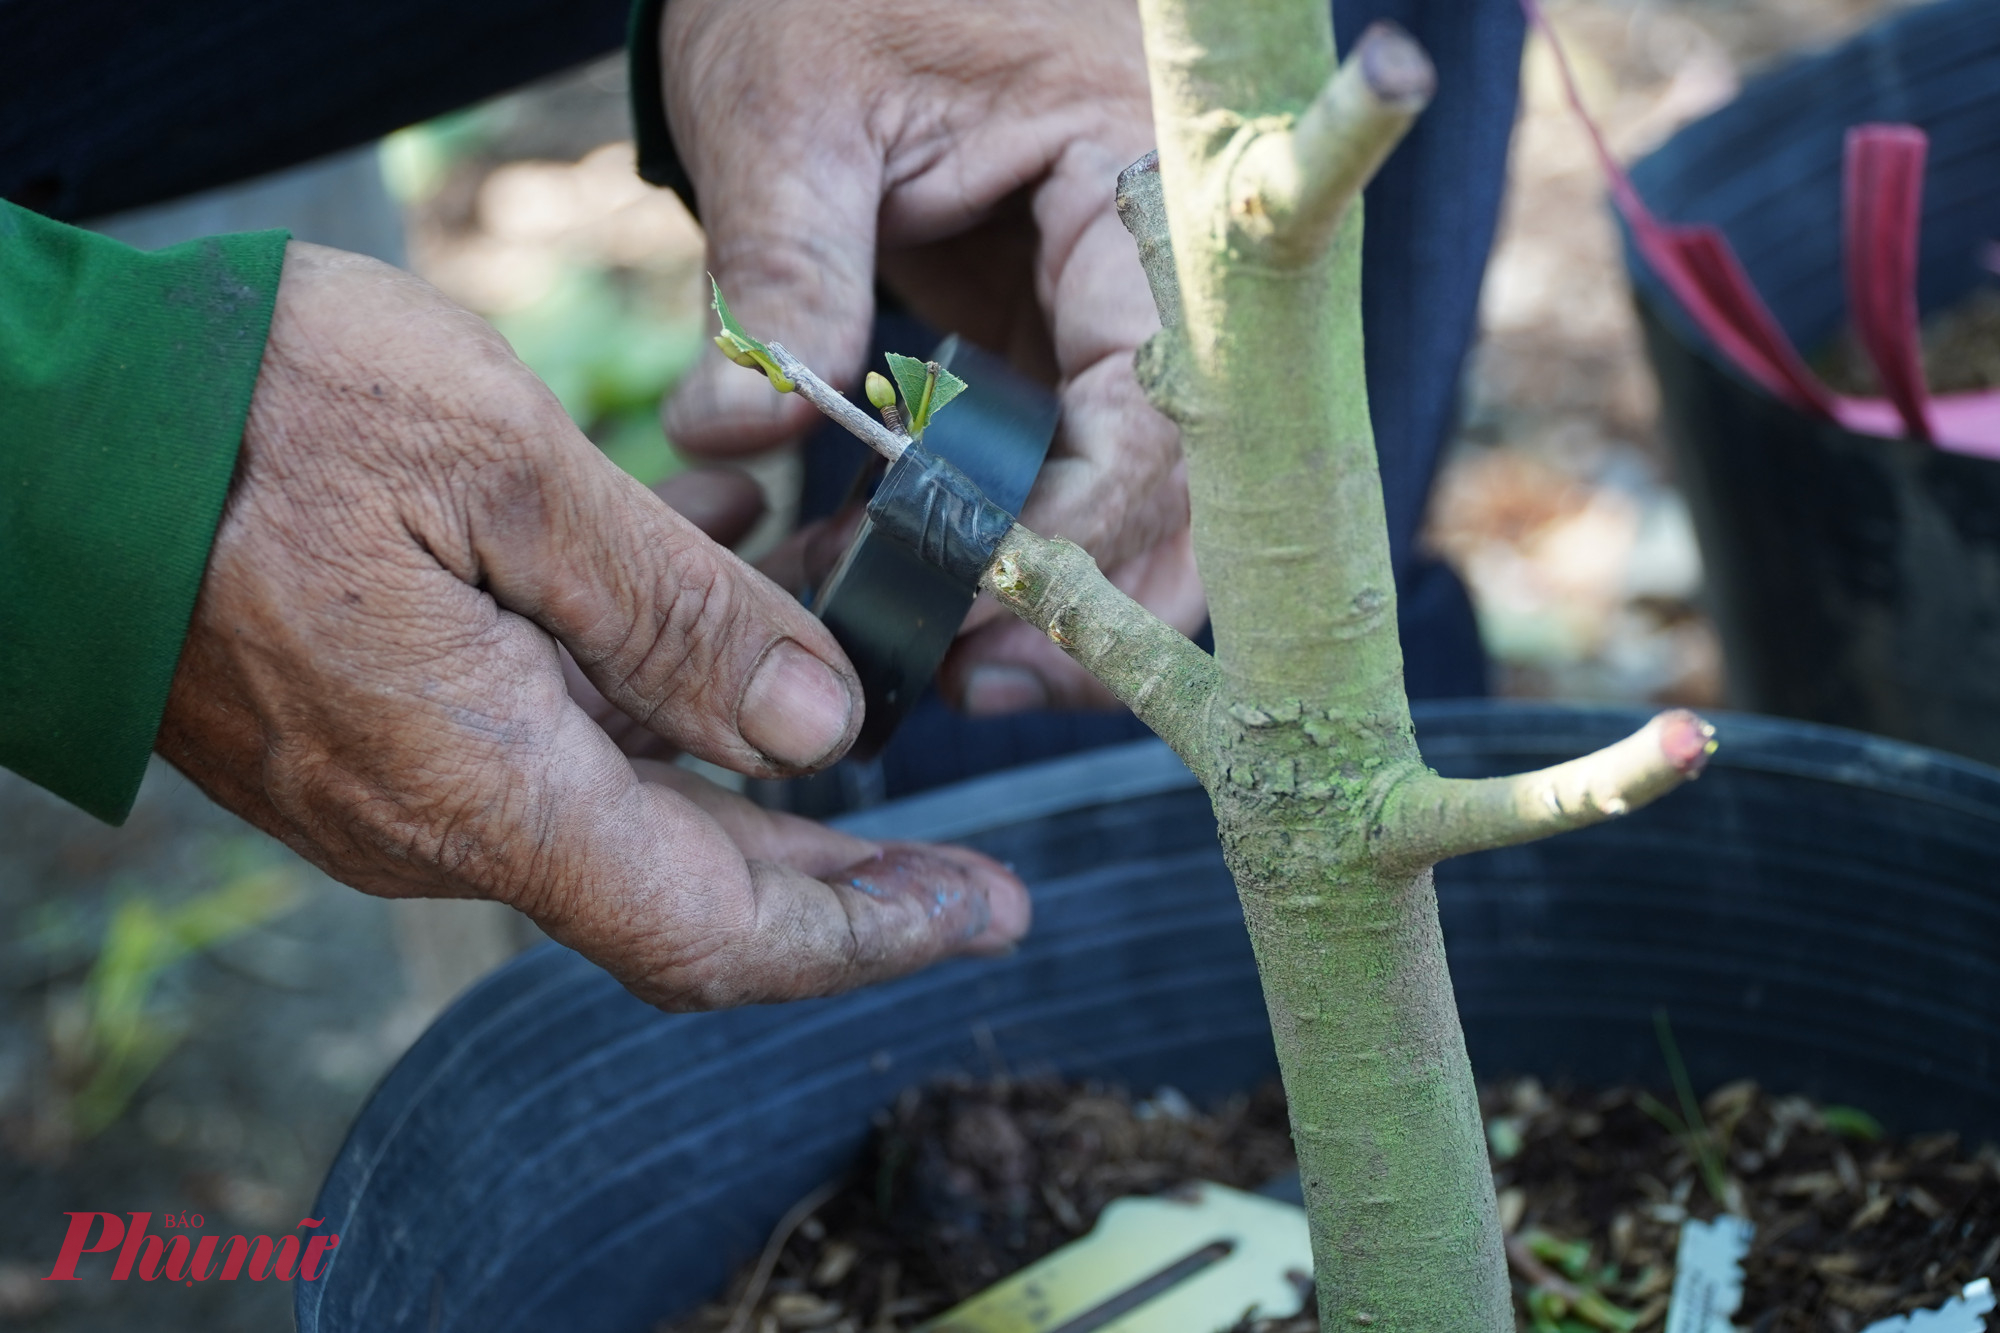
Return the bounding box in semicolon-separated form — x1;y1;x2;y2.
866;442;1017;588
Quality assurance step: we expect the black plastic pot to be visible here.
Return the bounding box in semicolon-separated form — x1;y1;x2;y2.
299;704;2000;1333
1625;0;2000;765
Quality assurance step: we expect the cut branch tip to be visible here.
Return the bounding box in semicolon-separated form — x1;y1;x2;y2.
1115;149;1162;204
1227;21;1436;262
1353;20;1435;111
1384;707;1720;865
1656;709;1719;777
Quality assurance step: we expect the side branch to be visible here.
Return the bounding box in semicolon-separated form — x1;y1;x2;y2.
1231;21;1434;263
1378;710;1717;866
1116;152;1196;422
984;526;1222;784
767;343;908;462
1116;152;1182;330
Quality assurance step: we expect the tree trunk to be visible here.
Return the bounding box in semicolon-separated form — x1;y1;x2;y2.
721;1;1714;1316
983;5;1714;1324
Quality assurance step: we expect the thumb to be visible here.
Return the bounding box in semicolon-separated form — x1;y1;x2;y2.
664;143;883;460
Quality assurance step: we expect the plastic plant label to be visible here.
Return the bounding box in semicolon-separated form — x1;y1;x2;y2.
1860;1278;1997;1333
919;1181;1311;1333
1665;1215;1754;1333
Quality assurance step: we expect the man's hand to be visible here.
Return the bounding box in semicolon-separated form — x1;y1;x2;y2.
658;0;1204;714
158;243;1027;1010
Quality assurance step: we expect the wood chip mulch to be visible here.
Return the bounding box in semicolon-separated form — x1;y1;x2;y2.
1488;1076;2000;1333
1819;287;2000;398
658;1075;2000;1333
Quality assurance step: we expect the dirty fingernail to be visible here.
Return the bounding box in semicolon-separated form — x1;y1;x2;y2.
963;665;1050;717
741;640;855;768
980;872;1032;946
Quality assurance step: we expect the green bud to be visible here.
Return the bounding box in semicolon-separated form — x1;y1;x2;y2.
714;333;761;369
864;371;897;411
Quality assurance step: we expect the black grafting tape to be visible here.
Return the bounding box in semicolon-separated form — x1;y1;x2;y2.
865;444;1017;588
812;336;1058;758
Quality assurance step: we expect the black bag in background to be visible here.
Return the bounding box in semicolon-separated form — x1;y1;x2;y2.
1626;0;2000;766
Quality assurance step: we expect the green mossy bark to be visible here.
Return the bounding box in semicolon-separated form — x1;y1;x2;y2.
1213;742;1508;1329
1135;0;1511;1325
967;2;1702;1323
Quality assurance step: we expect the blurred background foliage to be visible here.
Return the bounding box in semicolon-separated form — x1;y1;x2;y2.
381;76;711;488
35;849;302;1142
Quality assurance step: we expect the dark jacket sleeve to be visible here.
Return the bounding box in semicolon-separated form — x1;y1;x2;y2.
1;0;628;224
0;201;287;822
628;0;700;214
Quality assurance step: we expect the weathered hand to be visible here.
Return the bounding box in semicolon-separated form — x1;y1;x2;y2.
559;464;768;761
658;0;1205;714
158;243;1027;1009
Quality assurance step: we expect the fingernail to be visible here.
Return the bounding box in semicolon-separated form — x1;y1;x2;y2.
974;867;1032;950
741;639;855;768
963;665;1050;717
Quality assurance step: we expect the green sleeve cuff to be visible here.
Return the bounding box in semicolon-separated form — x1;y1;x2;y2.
628;0;700;214
0;201;288;823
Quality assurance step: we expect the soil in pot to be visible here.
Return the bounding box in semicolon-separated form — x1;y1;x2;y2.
655;1074;2000;1333
1486;1077;2000;1333
1817;287;2000;398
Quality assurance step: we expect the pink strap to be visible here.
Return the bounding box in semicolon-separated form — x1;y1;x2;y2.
1845;125;1934;440
1640;223;1841;416
1515;0;1836;416
1514;0;2000;458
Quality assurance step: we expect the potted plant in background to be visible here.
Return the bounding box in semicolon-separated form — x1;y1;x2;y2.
1618;0;2000;768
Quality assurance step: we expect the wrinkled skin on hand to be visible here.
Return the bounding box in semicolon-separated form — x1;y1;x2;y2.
158;243;1027;1010
659;0;1205;714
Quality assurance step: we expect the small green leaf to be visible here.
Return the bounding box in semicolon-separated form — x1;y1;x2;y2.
884;352;930;425
883;352;968;438
1819;1105;1884;1141
927;362;968;419
713;334;761;369
1527;1288;1568;1333
1573;1291;1641;1333
708;277;794;392
1526;1231;1592;1281
709;276;765;355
